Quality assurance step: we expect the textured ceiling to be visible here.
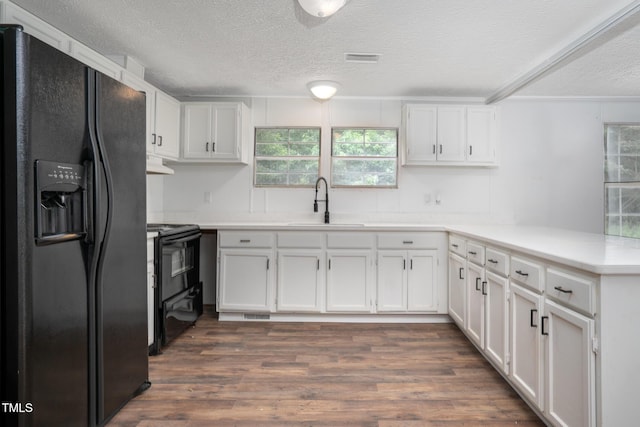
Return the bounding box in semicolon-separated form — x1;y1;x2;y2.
9;0;640;100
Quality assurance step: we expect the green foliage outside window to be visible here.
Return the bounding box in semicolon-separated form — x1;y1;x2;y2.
254;128;320;186
331;128;398;187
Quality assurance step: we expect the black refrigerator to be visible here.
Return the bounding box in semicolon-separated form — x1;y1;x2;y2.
0;26;150;426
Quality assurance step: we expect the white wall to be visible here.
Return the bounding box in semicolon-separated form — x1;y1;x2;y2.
152;97;640;234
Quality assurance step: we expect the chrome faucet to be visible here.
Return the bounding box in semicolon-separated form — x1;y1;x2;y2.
314;177;330;224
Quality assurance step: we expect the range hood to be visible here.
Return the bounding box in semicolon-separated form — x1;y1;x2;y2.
146;155;174;175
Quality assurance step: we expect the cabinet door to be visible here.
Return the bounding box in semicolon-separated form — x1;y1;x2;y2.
448;252;466;327
218;249;272;311
153;91;181;159
544;300;595;427
437;106;466;161
465;262;484;348
484;272;509;373
377;251;406;311
326;251;372;312
404;105;437;163
407;250;437;312
510;283;544;410
467;107;496;163
277;250;322;312
211;103;241;161
121;73;157;153
183;104;213;159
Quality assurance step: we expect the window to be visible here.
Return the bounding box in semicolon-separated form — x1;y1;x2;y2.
604;124;640;238
331;128;398;187
254;128;320;186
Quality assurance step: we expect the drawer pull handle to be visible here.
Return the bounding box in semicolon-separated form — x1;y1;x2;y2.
451;243;459;248
530;309;538;328
240;239;251;243
403;240;414;244
488;259;498;264
515;270;529;277
468;251;477;255
554;286;573;294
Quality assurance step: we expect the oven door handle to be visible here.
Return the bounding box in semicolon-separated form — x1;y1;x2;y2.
162;232;202;244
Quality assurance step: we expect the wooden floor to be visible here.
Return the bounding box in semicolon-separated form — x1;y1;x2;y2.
107;310;544;427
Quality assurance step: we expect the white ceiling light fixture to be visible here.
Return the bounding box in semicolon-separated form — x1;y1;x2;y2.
307;80;340;100
298;0;346;18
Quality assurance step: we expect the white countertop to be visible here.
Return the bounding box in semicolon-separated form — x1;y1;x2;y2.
173;221;640;275
447;225;640;275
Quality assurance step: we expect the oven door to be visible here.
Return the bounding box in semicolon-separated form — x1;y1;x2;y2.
159;232;201;301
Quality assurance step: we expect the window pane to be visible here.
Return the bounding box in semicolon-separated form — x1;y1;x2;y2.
255;127;320;187
332;159;397;187
331;127;398;187
605;184;640;238
605;125;640;182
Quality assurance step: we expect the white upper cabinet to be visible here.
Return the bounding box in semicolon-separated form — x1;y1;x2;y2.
436;106;466;161
153;91;181;159
124;71;180;160
467;107;497;163
402;104;498;166
182;102;249;164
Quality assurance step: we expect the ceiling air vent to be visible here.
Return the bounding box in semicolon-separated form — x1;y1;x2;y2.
344;53;381;64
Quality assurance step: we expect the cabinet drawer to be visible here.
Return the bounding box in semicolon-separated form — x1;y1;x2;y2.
327;232;374;249
449;235;466;256
219;231;274;248
510;255;543;292
485;247;509;277
277;232;322;248
546;267;596;315
378;233;440;249
466;241;485;266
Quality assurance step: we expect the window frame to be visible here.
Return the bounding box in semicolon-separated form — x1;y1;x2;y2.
253;126;322;188
604;122;640;239
330;127;399;189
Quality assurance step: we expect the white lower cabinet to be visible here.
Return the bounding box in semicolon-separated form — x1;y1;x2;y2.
276;250;323;312
218;249;273;312
465;261;485;347
377;250;437;312
484;271;509;373
543;299;595;427
217;230;445;316
509;282;544;409
326;250;373;312
448;252;466;327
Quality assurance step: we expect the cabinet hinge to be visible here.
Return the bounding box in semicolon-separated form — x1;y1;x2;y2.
592;336;599;355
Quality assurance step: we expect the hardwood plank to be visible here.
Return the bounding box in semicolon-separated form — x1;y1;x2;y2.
107;310;544;426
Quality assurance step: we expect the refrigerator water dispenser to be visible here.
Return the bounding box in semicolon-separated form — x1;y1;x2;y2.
35;160;86;245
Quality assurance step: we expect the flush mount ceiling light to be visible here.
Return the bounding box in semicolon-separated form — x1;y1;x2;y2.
307;80;340;100
298;0;346;18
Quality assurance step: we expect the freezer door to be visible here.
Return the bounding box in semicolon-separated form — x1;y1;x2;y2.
93;72;149;424
2;29;90;427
